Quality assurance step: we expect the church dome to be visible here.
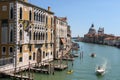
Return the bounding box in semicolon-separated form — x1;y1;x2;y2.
88;24;96;34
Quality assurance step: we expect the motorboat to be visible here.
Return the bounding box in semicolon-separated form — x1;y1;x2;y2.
67;70;73;74
96;66;105;75
90;53;96;57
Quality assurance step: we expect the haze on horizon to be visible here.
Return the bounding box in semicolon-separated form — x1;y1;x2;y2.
28;0;120;37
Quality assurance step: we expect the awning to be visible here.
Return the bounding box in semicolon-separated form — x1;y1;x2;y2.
60;38;66;44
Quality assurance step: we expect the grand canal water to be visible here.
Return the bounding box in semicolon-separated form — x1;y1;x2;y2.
1;42;120;80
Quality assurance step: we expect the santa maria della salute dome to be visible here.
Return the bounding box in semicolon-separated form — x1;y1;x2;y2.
88;24;96;34
87;24;104;35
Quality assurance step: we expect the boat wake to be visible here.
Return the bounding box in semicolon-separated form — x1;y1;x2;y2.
95;60;107;75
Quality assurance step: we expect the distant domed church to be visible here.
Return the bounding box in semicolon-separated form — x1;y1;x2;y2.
88;24;96;34
98;27;104;35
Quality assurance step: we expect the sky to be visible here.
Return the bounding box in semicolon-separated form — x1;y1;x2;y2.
28;0;120;37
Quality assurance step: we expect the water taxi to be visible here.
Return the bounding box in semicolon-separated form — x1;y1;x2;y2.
96;66;105;75
90;53;96;57
67;70;73;74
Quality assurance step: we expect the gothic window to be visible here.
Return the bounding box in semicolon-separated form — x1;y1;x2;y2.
43;33;45;40
39;14;40;21
33;52;35;60
10;29;13;42
9;47;13;55
43;15;45;22
46;16;48;24
39;33;40;40
29;56;32;60
36;32;38;40
2;47;6;53
43;52;45;58
34;12;36;21
40;33;42;40
10;47;13;53
19;57;22;62
29;45;32;52
29;10;32;21
46;53;47;56
51;33;52;41
20;46;22;53
36;13;39;21
29;31;31;40
20;30;22;40
46;33;48;40
10;7;14;19
20;7;22;19
33;32;35;40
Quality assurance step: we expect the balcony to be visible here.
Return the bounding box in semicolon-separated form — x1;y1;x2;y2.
29;40;45;44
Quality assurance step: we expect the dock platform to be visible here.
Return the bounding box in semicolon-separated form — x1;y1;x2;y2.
54;64;68;71
30;67;49;74
0;72;33;80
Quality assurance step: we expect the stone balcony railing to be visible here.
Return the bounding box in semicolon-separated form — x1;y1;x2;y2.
29;40;45;44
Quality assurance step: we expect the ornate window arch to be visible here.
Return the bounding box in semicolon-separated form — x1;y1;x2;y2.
19;30;22;40
20;7;22;19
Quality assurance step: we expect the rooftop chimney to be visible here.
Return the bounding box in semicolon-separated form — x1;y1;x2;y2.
48;6;51;11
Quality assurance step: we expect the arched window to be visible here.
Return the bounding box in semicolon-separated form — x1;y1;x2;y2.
36;13;39;21
29;31;31;40
46;33;48;40
51;33;52;41
39;14;40;21
39;32;40;40
40;14;41;22
10;29;13;42
20;30;22;40
19;57;22;62
33;32;35;40
43;15;45;22
10;47;13;53
43;52;45;58
36;32;38;40
29;10;32;21
34;12;36;21
33;52;35;60
40;33;42;40
46;16;48;24
43;33;45;40
10;7;14;19
20;7;22;19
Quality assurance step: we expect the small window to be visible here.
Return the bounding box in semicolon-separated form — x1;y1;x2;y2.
46;53;47;56
20;30;22;40
29;10;32;21
51;52;52;55
10;7;14;19
33;52;35;60
20;46;22;53
19;57;22;62
29;45;32;52
20;7;22;19
43;52;45;58
2;6;7;11
10;47;13;53
2;47;6;53
29;56;32;60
